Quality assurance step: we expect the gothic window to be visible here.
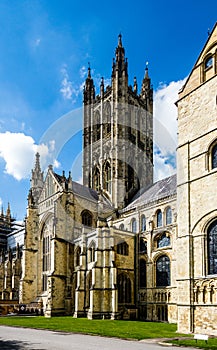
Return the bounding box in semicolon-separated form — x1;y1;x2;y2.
140;238;147;254
157;233;171;248
118;274;131;303
93;111;100;141
104;162;111;193
208;220;217;275
166;207;172;225
156;210;162;227
46;174;54;198
42;224;51;292
75;246;81;266
81;210;92;227
88;242;96;263
93;167;100;191
104;102;111;134
156;255;170;287
119;223;124;230
85;271;92;309
139;259;147;288
131;218;137;233
205;55;213;69
211;144;217;169
141;215;146;232
117;241;129;256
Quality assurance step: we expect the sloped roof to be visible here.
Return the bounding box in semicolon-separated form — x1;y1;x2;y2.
53;171;113;211
122;174;177;212
72;181;99;202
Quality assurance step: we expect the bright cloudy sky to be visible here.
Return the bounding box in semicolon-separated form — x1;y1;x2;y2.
0;0;216;220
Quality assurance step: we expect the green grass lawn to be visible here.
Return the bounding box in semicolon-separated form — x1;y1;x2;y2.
170;338;217;350
0;317;185;340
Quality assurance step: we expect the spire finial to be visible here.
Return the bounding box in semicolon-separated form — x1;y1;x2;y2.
35;152;41;172
118;33;122;47
88;62;91;78
6;202;11;219
145;61;149;78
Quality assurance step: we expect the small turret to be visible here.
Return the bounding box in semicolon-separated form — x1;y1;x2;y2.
100;77;104;97
31;153;44;204
68;171;73;190
112;34;128;78
83;63;95;105
6;203;11;222
133;76;138;94
140;63;152;99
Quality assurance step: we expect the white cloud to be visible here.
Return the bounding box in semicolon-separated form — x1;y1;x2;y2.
0;132;59;180
153;78;186;180
35;38;41;46
79;66;87;79
154;146;176;182
60;65;80;102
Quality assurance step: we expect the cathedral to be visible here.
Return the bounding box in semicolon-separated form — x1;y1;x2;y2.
1;23;217;336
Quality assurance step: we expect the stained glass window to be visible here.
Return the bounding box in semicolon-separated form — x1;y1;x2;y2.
205;56;213;69
132;218;137;233
157;233;171;248
141;215;146;231
212;144;217;169
140;238;147;254
117;241;129;255
166;207;172;225
140;259;147;288
82;210;92;227
157;210;162;227
208;220;217;275
156;255;170;287
118;274;131;303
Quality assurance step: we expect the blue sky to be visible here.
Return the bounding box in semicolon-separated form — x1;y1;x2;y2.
0;0;216;220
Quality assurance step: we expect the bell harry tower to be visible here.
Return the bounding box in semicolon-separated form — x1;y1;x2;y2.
83;35;153;209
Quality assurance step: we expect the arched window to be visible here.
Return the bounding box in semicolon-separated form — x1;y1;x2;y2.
139;259;147;288
104;162;111;193
157;233;171;248
118;274;131;303
140;238;147;254
93;111;100;141
141;215;146;231
75;246;81;266
131;218;137;233
88;242;96;263
119;223;124;230
166;207;172;225
208;220;217;275
42;220;52;292
81;210;92;227
117;241;129;256
93;167;100;191
156;255;170;287
212;144;217;169
104;102;111;134
205;55;213;69
156;210;162;227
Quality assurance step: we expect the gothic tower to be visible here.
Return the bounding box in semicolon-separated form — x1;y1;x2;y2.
83;35;153;209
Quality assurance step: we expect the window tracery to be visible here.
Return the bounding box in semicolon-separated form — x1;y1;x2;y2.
208;220;217;275
165;207;172;225
157;233;171;248
156;255;170;287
